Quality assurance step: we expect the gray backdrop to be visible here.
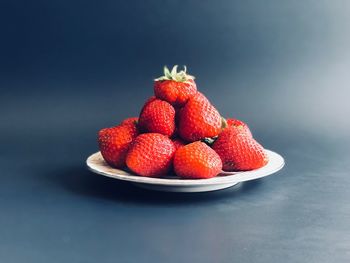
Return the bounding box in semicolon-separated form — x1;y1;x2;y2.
1;1;350;262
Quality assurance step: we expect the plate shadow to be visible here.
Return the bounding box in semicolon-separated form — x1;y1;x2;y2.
47;165;264;205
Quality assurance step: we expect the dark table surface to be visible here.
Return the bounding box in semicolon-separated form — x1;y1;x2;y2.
1;1;350;262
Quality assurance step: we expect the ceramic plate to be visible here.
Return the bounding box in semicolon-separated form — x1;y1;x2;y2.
86;150;284;192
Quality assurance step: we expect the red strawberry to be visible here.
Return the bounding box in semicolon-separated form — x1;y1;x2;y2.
98;125;139;168
140;96;157;111
120;117;139;134
154;66;197;107
191;91;208;101
120;117;138;127
173;141;222;179
126;133;176;177
172;137;186;150
138;98;176;137
225;118;252;137
178;92;222;142
212;127;268;171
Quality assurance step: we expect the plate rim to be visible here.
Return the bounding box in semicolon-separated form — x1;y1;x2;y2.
86;149;285;186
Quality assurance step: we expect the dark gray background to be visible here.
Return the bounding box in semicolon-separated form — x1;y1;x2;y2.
1;1;350;262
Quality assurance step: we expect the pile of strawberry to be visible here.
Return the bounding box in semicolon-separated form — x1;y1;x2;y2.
98;66;268;179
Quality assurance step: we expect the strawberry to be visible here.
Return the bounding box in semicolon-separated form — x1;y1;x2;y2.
173;141;222;179
120;117;139;134
172;137;186;150
224;118;252;137
126;133;176;177
98;124;139;168
120;117;138;127
191;91;208;101
178;92;222;142
140;96;157;111
154;65;197;107
212;127;268;171
138;98;176;137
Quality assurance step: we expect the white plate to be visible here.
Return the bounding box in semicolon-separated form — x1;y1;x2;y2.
86;150;284;192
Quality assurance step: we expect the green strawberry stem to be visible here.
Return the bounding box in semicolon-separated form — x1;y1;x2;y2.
202;136;217;146
155;65;195;82
221;117;228;129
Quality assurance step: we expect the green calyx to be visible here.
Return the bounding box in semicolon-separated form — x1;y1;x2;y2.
202;136;218;146
221;117;228;129
155;65;195;82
